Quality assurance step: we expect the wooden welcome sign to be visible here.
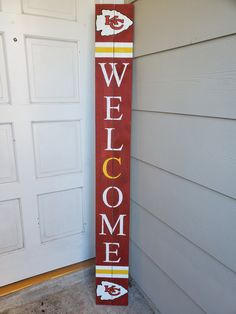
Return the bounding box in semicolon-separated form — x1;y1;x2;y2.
95;4;134;306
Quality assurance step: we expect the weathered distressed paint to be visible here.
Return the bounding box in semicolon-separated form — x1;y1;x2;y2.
95;4;134;306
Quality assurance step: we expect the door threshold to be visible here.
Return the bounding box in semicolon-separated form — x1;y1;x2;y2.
0;258;95;297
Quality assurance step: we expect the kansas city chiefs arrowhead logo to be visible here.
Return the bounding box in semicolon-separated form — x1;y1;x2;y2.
96;10;133;36
97;281;128;300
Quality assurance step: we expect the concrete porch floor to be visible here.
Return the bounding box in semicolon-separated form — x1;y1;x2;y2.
0;267;155;314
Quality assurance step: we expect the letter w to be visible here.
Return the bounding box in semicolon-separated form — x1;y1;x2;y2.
99;63;129;87
99;214;126;236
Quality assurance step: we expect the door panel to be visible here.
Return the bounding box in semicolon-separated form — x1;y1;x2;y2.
22;0;77;21
32;121;82;177
0;199;23;254
38;188;84;243
0;35;9;104
0;124;17;183
26;37;80;103
0;0;94;286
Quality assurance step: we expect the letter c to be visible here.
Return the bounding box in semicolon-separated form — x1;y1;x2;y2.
102;157;121;179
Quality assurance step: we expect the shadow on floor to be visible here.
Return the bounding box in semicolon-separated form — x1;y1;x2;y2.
0;267;155;314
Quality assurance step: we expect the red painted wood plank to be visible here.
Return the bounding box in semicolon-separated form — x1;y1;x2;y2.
95;4;134;306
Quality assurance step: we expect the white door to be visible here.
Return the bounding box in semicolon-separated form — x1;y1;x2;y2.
0;0;95;286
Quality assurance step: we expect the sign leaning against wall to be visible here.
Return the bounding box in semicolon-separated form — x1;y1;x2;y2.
95;4;134;306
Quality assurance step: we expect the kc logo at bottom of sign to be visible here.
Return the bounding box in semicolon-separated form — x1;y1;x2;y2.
97;281;128;300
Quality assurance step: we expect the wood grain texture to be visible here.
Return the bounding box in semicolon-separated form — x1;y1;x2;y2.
133;35;236;119
95;4;134;305
134;0;236;57
131;201;236;314
131;111;236;199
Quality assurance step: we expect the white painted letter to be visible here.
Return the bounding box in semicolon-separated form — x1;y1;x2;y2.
105;128;124;151
103;186;123;208
99;214;126;236
105;96;123;121
104;242;121;263
99;63;129;87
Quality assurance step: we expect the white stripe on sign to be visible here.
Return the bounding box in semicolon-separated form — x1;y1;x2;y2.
96;265;129;279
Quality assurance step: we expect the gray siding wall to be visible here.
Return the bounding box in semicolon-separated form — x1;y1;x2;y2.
129;1;236;313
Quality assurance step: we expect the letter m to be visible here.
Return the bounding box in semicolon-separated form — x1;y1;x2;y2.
99;214;126;236
99;63;129;87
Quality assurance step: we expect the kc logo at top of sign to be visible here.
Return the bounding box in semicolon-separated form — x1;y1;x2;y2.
96;10;133;36
105;15;124;30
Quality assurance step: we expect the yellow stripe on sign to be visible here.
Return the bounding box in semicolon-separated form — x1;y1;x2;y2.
95;47;133;53
96;269;129;275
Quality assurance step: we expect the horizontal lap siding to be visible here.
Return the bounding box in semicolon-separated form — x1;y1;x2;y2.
134;0;236;57
130;0;236;313
133;35;236;119
132;111;236;199
131;201;236;313
130;242;205;314
131;158;236;273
